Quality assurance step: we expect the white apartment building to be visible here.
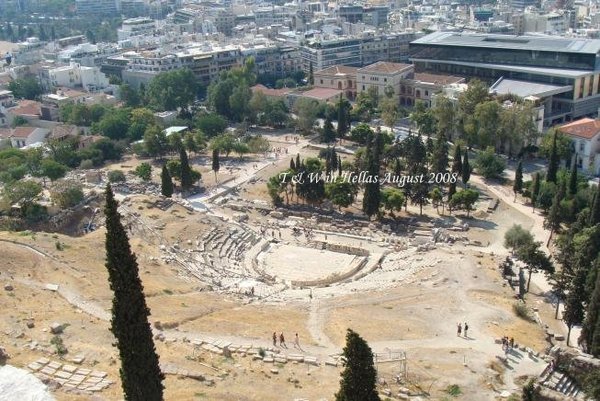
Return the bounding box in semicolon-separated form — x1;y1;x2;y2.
118;17;157;41
48;63;110;92
559;118;600;175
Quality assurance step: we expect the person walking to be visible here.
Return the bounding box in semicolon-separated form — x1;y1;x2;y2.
294;333;300;349
457;323;462;337
464;322;469;338
279;332;286;348
273;332;277;347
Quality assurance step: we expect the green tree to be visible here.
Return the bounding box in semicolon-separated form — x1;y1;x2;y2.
147;69;197;111
547;130;560;183
211;148;220;182
119;83;140;107
504;224;535;254
472;101;501;149
362;131;383;218
381;187;405;218
457;79;489;142
462;151;471;186
160;165;173;198
179;148;193;191
8;77;43;100
103;185;164;400
582;369;600;400
293;98;321;134
475;146;506;180
322;116;336;143
410;101;436;137
2;180;42;206
564;271;586;346
41;159;67;181
590;188;600;227
336;94;350;139
335;329;380;401
380;96;399;128
430;186;444;213
451;145;462;176
326;178;357;210
194;113;227;138
229;84;253;122
516;240;554;291
350;123;374;145
143;125;169;158
94;108;130;140
540;128;572;167
582;270;600;356
433;95;456;140
544;181;565;244
569;155;578;196
49;180;84;208
134;163;152;181
431;132;449;175
513;160;523;201
450;189;479;217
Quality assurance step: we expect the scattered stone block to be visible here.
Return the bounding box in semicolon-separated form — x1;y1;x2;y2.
69;374;86;384
26;321;35;329
45;284;59;291
89;371;107;378
50;323;64;334
27;362;42;372
48;361;62;369
270;368;279;374
36;358;50;366
55;370;72;380
262;357;274;363
3;284;13;291
75;368;91;376
40;367;57;376
71;355;85;364
63;365;77;373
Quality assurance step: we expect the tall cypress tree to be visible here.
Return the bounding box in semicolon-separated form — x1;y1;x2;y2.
531;172;541;210
160;165;173;198
309;62;314;85
337;94;348;139
513;160;523;201
335;329;380;401
296;153;301;170
290;158;296;171
545;180;565;245
104;185;164;401
362;132;382;218
547;130;559;183
338;155;343;176
323;116;336;143
564;270;587;346
590;188;600;227
212;148;220;183
180;147;193;191
431;132;449;175
451;145;462;176
569;154;578;196
582;268;600;357
461;151;471;187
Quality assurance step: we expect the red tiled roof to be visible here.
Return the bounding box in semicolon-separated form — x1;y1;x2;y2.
11;126;37;138
559;118;600;140
413;73;465;85
8;100;41;117
300;87;343;100
315;65;358;76
358;61;413;74
251;84;292;97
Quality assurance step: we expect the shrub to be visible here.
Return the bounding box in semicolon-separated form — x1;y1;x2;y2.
50;335;68;356
446;384;462;397
107;170;126;183
79;159;94;170
513;302;534;322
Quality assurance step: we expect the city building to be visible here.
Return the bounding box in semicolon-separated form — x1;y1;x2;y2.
314;65;358;100
301;32;417;72
75;0;118;16
558;118;600;175
8;126;50;148
410;32;600;126
118;18;157;41
45;63;110;92
401;73;465;107
357;61;413;101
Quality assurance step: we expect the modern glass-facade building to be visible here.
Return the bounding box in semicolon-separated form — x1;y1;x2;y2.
409;32;600;125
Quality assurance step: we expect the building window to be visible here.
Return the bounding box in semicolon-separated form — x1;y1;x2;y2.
416;90;421;98
425;90;429;96
362;85;365;90
580;142;585;152
320;79;323;84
